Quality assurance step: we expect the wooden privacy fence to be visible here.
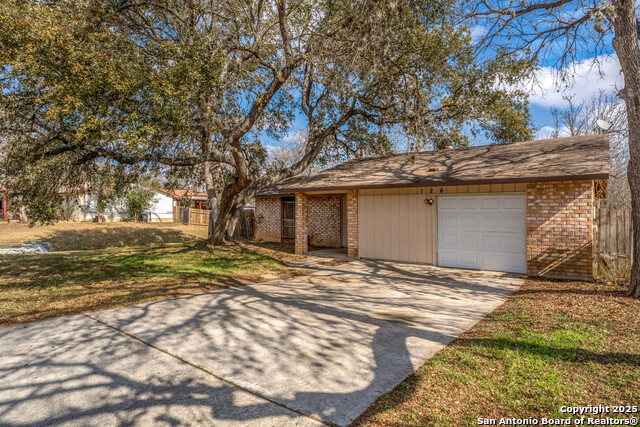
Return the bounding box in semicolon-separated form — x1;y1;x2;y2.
172;207;209;226
234;208;255;240
189;208;210;226
595;204;633;277
172;206;255;239
173;206;189;224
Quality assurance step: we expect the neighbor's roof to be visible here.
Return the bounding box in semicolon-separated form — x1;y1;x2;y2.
158;189;209;200
257;182;295;197
260;134;610;194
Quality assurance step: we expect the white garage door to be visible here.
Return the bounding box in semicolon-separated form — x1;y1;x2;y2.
437;195;526;273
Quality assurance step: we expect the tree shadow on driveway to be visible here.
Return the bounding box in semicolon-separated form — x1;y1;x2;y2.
0;260;522;426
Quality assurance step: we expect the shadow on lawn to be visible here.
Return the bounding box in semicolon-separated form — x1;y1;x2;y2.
0;241;302;325
0;260;521;426
458;337;640;366
516;286;630;298
39;224;202;251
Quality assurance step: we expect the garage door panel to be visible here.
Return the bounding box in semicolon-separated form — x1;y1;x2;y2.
502;196;526;209
481;197;501;209
459;198;478;209
440;216;458;229
439;232;459;248
482;215;501;231
459;252;480;267
438;195;526;274
503;215;524;231
439;198;458;209
481;234;501;250
439;251;458;264
503;234;525;251
459;215;479;230
479;254;509;271
460;233;479;249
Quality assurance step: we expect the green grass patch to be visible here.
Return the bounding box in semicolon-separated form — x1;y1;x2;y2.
0;223;305;324
355;279;640;426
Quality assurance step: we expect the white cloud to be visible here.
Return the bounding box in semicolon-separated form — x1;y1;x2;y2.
534;126;556;140
534;125;571;140
527;54;623;107
470;26;487;42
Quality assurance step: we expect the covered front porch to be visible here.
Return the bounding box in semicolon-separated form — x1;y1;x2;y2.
292;190;358;257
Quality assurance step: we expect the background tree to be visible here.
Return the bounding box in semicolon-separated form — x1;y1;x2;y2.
125;185;158;222
0;0;532;245
544;92;630;208
463;0;640;297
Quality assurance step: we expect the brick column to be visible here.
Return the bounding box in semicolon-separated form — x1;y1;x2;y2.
347;190;359;257
295;192;308;254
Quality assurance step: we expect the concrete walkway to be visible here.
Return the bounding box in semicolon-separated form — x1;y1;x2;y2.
0;260;523;426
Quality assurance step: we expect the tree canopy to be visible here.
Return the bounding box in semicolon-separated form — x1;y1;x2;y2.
1;0;533;239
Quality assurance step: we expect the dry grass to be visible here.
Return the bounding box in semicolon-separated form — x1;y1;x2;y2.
354;279;640;426
0;221;210;250
596;258;633;285
0;222;306;325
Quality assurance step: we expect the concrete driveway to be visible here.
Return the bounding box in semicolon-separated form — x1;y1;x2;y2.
0;259;523;426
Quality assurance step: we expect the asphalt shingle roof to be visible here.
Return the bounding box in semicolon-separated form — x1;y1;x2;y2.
259;134;610;195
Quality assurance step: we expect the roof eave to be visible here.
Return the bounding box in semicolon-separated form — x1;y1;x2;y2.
277;173;609;193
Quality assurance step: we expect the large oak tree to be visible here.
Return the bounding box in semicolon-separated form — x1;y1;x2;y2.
0;0;532;243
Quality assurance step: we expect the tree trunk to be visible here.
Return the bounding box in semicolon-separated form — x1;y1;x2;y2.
19;206;28;223
207;198;219;241
209;193;236;245
204;161;224;243
226;207;241;240
628;159;640;297
611;0;640;297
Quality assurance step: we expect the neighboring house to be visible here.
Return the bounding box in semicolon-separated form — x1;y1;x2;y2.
255;134;610;280
0;186;195;223
145;190;175;222
158;189;209;210
82;188;175;222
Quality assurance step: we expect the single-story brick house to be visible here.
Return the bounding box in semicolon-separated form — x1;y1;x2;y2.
255;134;610;280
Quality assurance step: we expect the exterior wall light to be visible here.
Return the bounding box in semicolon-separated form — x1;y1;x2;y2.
425;198;434;205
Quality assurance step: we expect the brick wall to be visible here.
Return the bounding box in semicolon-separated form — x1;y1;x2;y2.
295;193;308;254
255;196;281;242
347;190;359;257
308;195;342;247
526;180;594;279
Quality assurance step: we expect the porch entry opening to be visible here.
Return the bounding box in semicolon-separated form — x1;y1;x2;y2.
281;197;295;239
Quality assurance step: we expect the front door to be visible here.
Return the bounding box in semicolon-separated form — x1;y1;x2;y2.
281;199;295;239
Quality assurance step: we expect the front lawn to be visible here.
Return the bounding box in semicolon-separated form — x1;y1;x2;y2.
0;222;305;325
354;279;640;426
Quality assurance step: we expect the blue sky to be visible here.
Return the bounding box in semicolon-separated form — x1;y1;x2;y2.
525;54;622;139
